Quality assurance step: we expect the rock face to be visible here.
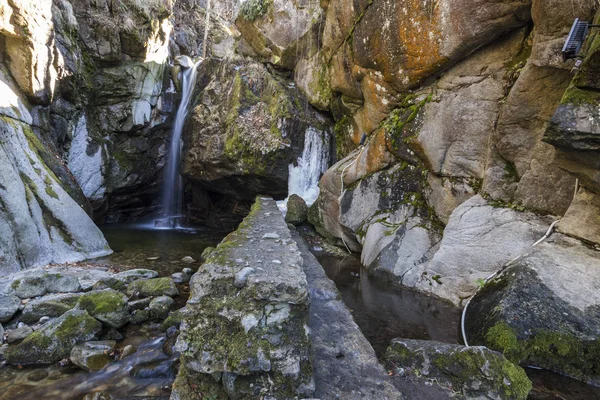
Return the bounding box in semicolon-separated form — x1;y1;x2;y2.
181;57;331;201
465;234;600;384
286;0;600;315
5;309;102;365
385;339;532;400
172;197;314;398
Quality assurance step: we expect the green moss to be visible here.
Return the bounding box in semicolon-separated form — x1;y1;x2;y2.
560;86;600;106
127;278;178;297
503;160;519;182
77;290;127;316
333;116;355;159
484;321;600;381
239;0;272;21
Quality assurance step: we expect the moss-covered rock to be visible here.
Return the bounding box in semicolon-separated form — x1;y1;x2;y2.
174;197;313;397
70;340;116;372
20;293;83;324
76;289;130;328
161;308;185;331
5;309;102;365
465;235;600;384
127;278;179;298
181;58;331;201
285;194;308;225
386;339;531;400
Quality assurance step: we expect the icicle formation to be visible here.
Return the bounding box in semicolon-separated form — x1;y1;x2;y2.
287;127;330;206
159;59;202;228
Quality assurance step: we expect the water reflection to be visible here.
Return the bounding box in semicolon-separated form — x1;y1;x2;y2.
317;254;461;357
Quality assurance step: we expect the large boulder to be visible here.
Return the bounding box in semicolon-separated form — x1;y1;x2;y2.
386;339;531;400
181;58;331;201
465;234;600;384
0;66;111;274
414;195;551;306
5;309;102;365
0;294;21;323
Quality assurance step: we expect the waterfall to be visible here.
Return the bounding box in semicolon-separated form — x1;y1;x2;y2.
284;127;330;208
158;59;202;229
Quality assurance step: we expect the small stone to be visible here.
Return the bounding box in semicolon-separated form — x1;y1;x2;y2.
262;233;280;240
120;344;136;359
127;278;179;298
234;267;255;288
146;257;160;261
26;369;48;382
149;296;175;320
182;268;193;276
70;341;116;372
128;298;151;312
272;260;282;264
102;328;124;341
6;325;33;344
181;256;195;264
130;309;150;325
171;272;190;284
166;326;179;338
39;316;50;324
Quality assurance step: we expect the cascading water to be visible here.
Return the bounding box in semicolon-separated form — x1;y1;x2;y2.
280;127;330;211
158;59;202;229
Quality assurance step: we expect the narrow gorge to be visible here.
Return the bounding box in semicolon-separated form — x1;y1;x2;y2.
1;0;600;399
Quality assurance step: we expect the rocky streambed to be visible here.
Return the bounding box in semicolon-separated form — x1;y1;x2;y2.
0;226;224;399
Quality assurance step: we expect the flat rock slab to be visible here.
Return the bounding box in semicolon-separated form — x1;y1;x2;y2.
173;197;313;399
291;230;403;400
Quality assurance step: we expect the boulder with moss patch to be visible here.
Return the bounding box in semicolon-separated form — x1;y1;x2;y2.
181;58;331;201
127;278;178;298
76;289;130;328
20;293;83;324
465;234;600;384
5;309;102;365
386;339;531;400
70;340;116;372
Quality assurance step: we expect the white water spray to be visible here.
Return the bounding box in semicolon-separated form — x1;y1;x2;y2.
158;59;202;228
284;127;330;208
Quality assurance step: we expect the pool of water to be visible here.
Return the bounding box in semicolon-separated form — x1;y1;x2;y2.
315;251;600;400
316;253;461;357
0;225;227;400
93;224;227;277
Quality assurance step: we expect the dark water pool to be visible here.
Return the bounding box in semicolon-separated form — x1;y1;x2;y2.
316;252;600;400
316;254;461;357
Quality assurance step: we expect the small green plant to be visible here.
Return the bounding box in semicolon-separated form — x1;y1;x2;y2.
239;0;272;21
432;275;442;285
475;278;486;288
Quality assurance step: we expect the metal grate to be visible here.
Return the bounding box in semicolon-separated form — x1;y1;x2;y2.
562;18;590;62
